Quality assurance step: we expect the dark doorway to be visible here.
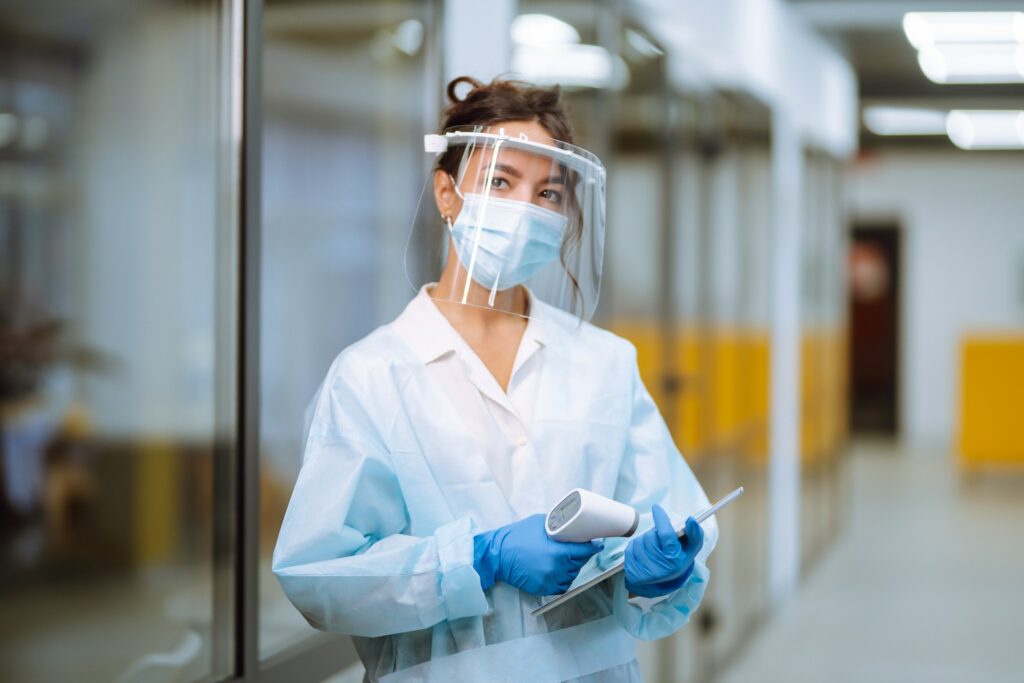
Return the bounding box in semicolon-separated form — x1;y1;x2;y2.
848;225;900;436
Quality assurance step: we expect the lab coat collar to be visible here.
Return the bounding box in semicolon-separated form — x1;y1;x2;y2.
394;284;550;369
392;286;461;365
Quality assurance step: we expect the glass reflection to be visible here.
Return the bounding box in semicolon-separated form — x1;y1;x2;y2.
259;0;438;658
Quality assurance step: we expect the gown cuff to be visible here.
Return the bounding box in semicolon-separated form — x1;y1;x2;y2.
435;516;491;621
614;559;710;640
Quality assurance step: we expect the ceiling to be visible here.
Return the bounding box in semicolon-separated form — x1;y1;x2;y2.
786;1;1024;147
786;1;1024;102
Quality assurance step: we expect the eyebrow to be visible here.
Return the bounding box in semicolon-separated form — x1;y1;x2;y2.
491;163;566;185
492;163;522;179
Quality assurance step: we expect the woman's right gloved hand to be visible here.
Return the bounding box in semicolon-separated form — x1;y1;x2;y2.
473;514;604;595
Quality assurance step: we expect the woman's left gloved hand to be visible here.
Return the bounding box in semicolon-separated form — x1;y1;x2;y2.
624;505;704;598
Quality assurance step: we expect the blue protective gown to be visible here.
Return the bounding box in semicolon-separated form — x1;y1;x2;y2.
272;287;718;682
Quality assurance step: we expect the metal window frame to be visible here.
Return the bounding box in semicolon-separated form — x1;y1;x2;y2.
236;0;262;676
213;0;244;677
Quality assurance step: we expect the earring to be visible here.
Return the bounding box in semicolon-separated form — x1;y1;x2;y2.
442;214;453;231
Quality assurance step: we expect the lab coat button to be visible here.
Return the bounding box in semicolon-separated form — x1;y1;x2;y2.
516;435;528;447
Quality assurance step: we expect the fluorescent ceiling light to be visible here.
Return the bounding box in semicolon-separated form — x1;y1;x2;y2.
904;11;1024;84
512;14;580;46
392;19;424;56
863;106;948;136
512;44;620;90
903;12;1024;49
946;110;1024;150
511;14;629;91
918;43;1024;83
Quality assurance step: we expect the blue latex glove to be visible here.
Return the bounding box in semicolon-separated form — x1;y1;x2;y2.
473;514;604;595
624;505;704;599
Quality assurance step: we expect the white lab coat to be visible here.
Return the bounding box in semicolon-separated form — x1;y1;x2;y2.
272;286;718;682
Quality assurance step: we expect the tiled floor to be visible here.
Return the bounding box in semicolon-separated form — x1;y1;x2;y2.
719;441;1024;683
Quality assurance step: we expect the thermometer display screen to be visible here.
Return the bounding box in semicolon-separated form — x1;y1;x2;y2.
547;491;582;531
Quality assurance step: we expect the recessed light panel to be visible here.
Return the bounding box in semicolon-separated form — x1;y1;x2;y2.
904;12;1024;84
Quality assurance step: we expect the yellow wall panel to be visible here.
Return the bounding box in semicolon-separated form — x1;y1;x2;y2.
711;333;742;443
959;335;1024;469
742;333;771;461
605;321;838;469
672;331;705;457
799;327;849;465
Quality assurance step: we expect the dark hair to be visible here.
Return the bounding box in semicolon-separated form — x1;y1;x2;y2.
434;77;586;315
435;76;575;178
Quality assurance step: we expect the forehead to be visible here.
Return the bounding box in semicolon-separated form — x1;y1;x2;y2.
459;120;563;180
461;145;557;177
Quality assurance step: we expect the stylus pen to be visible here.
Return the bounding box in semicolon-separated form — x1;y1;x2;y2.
532;486;744;617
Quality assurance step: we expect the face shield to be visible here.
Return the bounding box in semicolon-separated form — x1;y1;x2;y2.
406;125;606;322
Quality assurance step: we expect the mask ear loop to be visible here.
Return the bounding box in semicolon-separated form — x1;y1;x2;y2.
444;174;460;234
444;177;458;281
448;174;465;200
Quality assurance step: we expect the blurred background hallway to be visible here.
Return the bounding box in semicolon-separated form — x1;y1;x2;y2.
721;441;1024;683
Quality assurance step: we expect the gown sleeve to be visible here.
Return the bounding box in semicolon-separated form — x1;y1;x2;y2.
271;359;490;638
607;345;720;641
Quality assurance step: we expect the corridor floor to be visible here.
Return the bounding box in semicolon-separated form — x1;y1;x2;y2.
719;441;1024;683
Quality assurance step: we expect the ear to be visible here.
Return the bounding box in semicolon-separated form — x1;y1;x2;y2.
433;169;463;222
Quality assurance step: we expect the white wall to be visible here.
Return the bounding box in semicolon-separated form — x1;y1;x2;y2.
848;150;1024;450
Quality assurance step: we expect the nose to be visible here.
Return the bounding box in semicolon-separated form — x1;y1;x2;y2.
508;185;534;204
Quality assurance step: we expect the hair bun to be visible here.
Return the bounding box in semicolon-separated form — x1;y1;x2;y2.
446;76;484;104
437;75;574;146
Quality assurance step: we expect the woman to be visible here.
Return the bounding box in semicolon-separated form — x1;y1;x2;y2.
272;77;718;683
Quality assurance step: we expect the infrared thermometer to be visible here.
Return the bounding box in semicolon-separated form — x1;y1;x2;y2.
545;489;640;542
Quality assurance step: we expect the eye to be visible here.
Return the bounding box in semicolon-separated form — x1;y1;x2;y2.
490;176;510;190
540;188;564;204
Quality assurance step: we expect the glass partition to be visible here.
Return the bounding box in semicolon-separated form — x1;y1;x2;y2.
0;1;239;680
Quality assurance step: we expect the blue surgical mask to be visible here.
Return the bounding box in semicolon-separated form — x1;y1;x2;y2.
449;192;568;291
